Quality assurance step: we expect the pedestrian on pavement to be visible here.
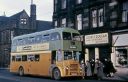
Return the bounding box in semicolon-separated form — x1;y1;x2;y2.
103;58;110;77
86;60;92;77
108;59;116;77
81;59;86;79
94;59;104;80
90;59;95;76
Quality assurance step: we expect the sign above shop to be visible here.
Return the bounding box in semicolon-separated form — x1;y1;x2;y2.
85;33;109;45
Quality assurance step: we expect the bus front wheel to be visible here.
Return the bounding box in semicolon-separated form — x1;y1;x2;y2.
53;68;61;80
18;67;24;76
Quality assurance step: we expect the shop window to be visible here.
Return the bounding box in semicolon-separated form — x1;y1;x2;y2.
116;48;127;66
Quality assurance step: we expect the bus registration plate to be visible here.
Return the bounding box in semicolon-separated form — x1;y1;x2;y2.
71;73;77;75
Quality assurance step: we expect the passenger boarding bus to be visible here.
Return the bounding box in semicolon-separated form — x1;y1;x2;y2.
10;28;83;80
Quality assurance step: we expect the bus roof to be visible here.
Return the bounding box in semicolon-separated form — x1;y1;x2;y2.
12;28;79;40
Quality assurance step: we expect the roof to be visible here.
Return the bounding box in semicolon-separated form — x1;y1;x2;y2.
36;20;53;31
13;27;79;40
10;10;28;19
0;16;9;21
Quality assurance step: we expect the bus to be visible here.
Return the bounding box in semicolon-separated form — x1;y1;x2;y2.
10;28;83;80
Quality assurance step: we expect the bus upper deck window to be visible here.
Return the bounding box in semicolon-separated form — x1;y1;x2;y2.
42;34;50;42
63;32;71;40
72;33;80;41
51;32;61;41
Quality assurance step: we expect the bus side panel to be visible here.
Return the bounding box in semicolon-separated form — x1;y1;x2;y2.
10;62;18;73
28;53;51;76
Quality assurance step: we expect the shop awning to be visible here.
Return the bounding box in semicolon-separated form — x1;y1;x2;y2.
113;34;128;46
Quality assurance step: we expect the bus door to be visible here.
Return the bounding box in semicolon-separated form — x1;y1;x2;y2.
55;50;63;69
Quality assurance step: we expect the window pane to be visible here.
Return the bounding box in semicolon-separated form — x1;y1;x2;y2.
77;0;82;4
61;18;66;27
63;32;71;40
42;34;50;42
28;55;35;61
64;51;72;60
92;10;97;28
54;21;57;27
56;50;63;61
77;14;82;30
51;32;61;41
35;55;40;61
35;35;42;43
62;0;66;9
16;55;22;61
12;56;15;61
98;8;104;27
22;55;27;61
29;37;35;44
122;1;128;22
72;33;80;41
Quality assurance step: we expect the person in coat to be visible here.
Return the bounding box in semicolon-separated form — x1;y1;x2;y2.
90;59;95;76
94;59;104;80
81;60;85;79
86;60;92;77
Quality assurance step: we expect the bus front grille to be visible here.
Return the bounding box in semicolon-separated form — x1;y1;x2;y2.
70;64;78;71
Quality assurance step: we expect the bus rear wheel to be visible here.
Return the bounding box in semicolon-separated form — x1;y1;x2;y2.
18;67;24;76
53;68;61;80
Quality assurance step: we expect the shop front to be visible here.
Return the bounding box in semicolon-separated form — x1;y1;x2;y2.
112;33;128;67
84;32;111;62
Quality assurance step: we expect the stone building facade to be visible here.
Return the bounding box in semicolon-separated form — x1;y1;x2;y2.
0;3;52;67
53;0;128;67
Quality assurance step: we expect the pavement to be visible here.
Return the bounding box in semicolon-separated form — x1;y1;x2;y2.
0;67;128;81
103;67;128;81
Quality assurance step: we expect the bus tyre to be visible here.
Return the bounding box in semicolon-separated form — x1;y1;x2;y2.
53;68;61;80
19;67;24;76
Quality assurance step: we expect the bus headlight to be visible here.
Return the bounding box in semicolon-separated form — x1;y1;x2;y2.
66;67;69;70
65;66;69;70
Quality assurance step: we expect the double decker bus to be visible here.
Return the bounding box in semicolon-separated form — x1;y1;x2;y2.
10;28;83;80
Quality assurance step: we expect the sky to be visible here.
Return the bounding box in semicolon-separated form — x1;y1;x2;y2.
0;0;53;21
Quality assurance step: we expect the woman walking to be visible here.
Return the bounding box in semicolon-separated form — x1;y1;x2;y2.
94;59;104;80
86;60;92;77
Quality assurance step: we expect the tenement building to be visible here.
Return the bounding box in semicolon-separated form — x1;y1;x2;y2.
0;2;52;67
53;0;128;67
